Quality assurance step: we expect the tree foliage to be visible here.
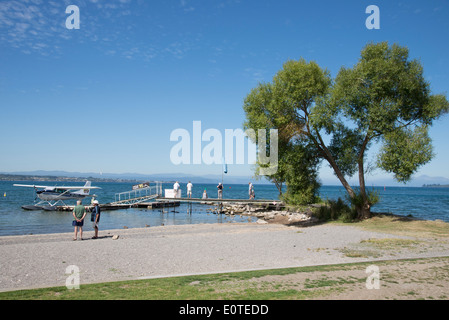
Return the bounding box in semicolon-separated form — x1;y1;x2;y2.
377;125;433;183
280;140;322;205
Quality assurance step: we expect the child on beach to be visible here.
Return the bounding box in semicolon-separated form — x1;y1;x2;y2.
72;200;86;241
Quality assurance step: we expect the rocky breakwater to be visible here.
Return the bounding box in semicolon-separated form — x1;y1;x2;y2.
220;202;320;226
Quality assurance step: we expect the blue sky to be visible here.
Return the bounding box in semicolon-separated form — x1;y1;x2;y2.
0;0;448;185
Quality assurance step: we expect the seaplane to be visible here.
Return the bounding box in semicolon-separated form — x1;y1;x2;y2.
14;181;101;211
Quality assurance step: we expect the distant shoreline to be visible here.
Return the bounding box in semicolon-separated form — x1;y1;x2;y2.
0;174;160;183
422;184;449;188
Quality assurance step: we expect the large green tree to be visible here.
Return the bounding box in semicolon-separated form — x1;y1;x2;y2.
243;42;449;219
243;59;328;204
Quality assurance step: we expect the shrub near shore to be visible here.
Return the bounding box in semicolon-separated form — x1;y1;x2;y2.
219;193;449;230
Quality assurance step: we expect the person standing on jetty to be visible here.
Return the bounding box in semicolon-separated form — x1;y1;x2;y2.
249;182;255;200
173;181;180;198
72;200;86;241
91;200;101;239
186;181;193;199
217;182;223;199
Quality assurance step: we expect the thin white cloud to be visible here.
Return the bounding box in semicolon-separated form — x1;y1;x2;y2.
0;0;202;61
0;0;142;57
243;67;267;83
0;0;71;55
180;0;195;13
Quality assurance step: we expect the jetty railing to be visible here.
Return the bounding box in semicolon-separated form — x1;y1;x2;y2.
112;181;163;205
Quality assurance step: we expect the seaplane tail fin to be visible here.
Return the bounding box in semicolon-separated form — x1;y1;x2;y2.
72;181;92;195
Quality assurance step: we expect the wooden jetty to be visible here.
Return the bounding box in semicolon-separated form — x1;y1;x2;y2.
134;201;180;209
51;195;280;212
156;197;284;211
156;197;279;204
54;200;181;212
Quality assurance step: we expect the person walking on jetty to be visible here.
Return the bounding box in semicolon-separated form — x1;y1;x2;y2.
72;200;86;241
91;200;101;239
186;181;193;198
217;182;223;199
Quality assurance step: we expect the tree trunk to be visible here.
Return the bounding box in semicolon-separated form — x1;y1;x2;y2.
321;148;356;199
308;127;357;200
323;153;371;219
308;126;370;219
274;181;283;197
357;205;372;220
356;138;372;220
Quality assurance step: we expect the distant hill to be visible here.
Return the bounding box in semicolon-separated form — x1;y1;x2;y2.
0;173;138;183
410;175;449;187
0;170;260;184
318;174;449;187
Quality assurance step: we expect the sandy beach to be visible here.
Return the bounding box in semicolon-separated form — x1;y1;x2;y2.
1;221;449;293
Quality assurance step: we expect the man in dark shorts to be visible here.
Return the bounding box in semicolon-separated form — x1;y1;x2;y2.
91;200;101;239
72;200;86;241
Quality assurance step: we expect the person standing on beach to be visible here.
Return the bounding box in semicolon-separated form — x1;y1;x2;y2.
217;182;223;199
186;181;193;198
91;200;101;239
72;200;86;241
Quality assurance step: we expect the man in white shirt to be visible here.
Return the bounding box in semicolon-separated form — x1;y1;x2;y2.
187;181;193;198
173;181;180;198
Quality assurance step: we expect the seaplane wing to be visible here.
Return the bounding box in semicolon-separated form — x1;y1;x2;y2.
13;181;101;190
13;184;101;189
14;184;53;188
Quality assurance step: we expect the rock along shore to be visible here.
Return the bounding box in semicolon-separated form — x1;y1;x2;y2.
218;202;321;225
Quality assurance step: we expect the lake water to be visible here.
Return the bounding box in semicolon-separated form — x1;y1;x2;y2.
0;180;448;236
